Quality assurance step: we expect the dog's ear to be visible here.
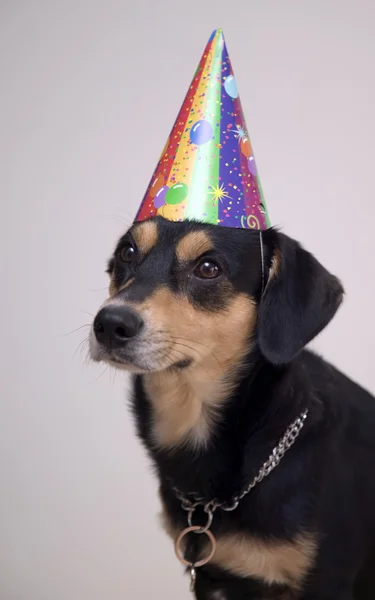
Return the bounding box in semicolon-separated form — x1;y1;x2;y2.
258;232;344;365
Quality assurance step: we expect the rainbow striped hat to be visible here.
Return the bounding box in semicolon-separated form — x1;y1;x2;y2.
135;29;270;230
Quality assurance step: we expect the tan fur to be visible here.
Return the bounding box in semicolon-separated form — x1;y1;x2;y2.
109;276;135;297
118;277;135;292
141;287;256;448
176;230;213;263
270;248;281;279
160;507;316;593
261;247;281;298
132;220;158;256
109;278;117;298
109;220;158;296
206;532;316;591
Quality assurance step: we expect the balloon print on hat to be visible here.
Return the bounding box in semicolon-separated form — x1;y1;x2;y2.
224;75;239;99
149;173;165;198
190;120;213;145
248;156;257;176
154;185;169;208
166;183;189;205
240;136;252;158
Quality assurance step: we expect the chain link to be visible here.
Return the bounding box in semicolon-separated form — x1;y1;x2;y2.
173;409;308;515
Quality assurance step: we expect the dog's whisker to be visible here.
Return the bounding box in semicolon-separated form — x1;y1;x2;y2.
102;212;134;229
84;346;94;369
163;342;212;378
159;328;225;357
164;339;203;360
156;345;191;368
164;334;224;371
164;344;218;384
73;337;90;360
63;324;91;337
89;364;110;384
101;212;132;223
111;208;135;222
152;347;188;371
79;310;95;318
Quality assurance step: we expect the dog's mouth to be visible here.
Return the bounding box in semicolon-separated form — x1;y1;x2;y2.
90;337;159;373
89;328;195;374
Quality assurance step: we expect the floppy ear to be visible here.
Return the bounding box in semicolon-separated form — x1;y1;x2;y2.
258;232;344;365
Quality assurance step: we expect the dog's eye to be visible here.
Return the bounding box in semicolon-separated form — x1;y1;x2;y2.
195;260;221;279
119;244;136;264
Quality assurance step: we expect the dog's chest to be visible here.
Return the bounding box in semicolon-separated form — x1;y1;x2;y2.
160;508;316;594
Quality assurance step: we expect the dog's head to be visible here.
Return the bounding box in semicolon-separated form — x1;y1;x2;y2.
90;217;343;374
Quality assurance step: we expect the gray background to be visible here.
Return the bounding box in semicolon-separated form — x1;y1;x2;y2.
1;0;374;598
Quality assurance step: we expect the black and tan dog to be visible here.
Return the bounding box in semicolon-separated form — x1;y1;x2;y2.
90;216;375;599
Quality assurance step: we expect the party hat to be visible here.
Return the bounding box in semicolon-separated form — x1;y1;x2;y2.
135;29;270;230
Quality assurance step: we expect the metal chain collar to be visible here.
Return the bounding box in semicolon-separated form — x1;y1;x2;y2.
172;409;309;593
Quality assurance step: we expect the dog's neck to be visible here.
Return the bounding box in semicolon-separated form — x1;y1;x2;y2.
134;351;309;503
143;350;248;450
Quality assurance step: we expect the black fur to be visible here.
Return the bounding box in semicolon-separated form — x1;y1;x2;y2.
95;217;375;599
258;234;344;365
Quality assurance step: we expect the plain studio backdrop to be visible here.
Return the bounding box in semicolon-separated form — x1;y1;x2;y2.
1;1;374;598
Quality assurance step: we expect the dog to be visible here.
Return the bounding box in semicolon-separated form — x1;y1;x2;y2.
89;216;375;599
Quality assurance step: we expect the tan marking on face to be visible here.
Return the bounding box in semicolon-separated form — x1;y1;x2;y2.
108;220;157;297
262;248;281;297
109;277;135;298
109;278;117;298
270;247;281;279
132;220;158;256
176;230;213;263
140;286;256;449
160;506;316;593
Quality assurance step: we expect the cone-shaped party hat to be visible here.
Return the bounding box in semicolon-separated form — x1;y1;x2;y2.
135;29;270;230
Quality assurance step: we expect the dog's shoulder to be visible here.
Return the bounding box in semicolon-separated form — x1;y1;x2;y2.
299;349;375;413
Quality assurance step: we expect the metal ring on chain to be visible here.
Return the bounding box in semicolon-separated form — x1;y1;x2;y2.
181;499;200;512
187;507;213;532
175;526;217;567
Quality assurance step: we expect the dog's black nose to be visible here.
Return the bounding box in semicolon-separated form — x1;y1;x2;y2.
93;306;143;348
